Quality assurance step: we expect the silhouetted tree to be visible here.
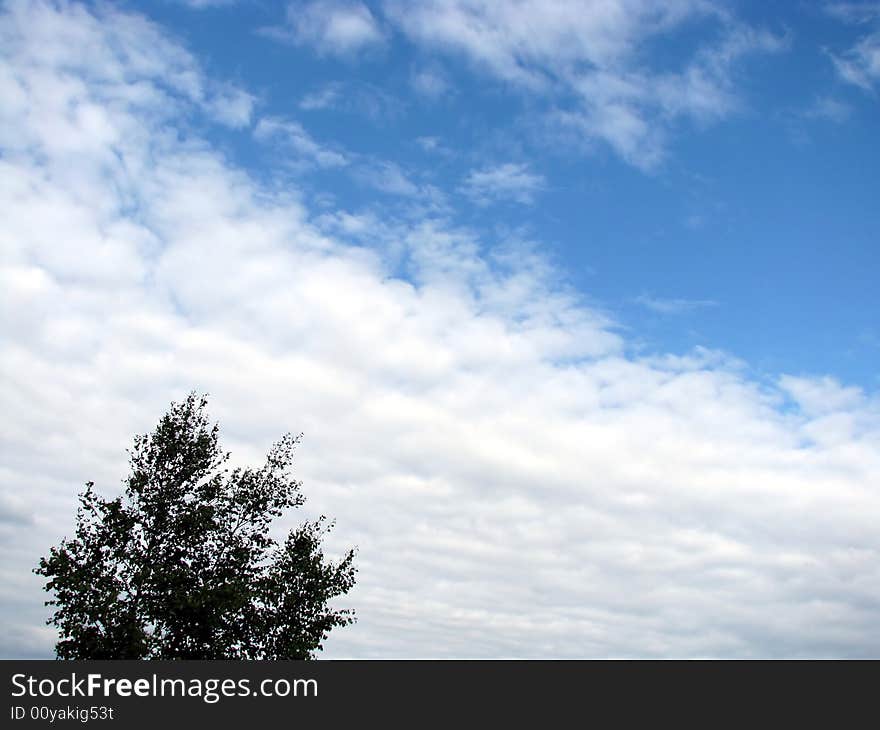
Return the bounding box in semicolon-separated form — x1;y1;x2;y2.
35;393;356;659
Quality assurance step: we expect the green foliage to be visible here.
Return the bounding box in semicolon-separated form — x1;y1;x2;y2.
35;393;356;659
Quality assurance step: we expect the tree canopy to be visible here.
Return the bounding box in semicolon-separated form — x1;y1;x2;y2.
35;393;356;659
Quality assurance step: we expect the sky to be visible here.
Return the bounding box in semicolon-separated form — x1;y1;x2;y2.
0;0;879;658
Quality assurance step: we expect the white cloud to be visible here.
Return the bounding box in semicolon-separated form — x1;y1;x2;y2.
830;32;880;89
263;1;385;56
298;81;403;122
826;3;880;89
825;2;880;24
461;163;545;205
174;0;238;8
207;84;255;128
254;115;441;204
779;375;867;418
299;84;343;111
353;160;421;196
383;0;785;169
254;116;350;168
415;135;455;158
386;0;703;87
635;295;719;315
804;95;853;122
3;1;880;660
411;66;452;99
350;162;448;213
416;136;440;151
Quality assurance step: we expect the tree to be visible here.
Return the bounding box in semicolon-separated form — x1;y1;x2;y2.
35;393;356;659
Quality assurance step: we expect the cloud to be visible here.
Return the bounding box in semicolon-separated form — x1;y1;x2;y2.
803;95;853;122
0;495;33;528
348;162;449;214
3;1;880;660
410;65;452;99
826;3;880;89
635;295;719;315
415;136;455;159
779;375;867;418
460;163;545;205
353;160;422;197
263;1;385;56
254;114;439;204
830;32;880;90
298;81;404;122
825;2;880;24
207;84;255;128
385;0;702;87
174;0;238;8
383;0;785;169
299;84;343;111
253;116;350;168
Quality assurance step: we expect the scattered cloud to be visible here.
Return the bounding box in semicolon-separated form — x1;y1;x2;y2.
353;160;421;196
460;163;545;205
254;116;350;168
410;65;452;99
383;0;785;169
684;214;706;230
299;84;343;111
826;3;880;89
262;1;385;57
825;2;880;24
207;84;256;128
254;114;443;204
779;375;867;417
3;1;880;661
830;32;880;89
298;81;404;122
635;295;719;315
803;95;854;122
415;135;455;158
174;0;238;8
351;161;447;213
416;135;443;153
385;0;703;88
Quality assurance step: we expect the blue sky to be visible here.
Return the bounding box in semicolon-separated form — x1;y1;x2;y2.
1;0;879;658
149;0;880;386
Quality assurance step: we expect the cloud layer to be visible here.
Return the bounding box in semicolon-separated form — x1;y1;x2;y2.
384;0;785;168
2;1;880;658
